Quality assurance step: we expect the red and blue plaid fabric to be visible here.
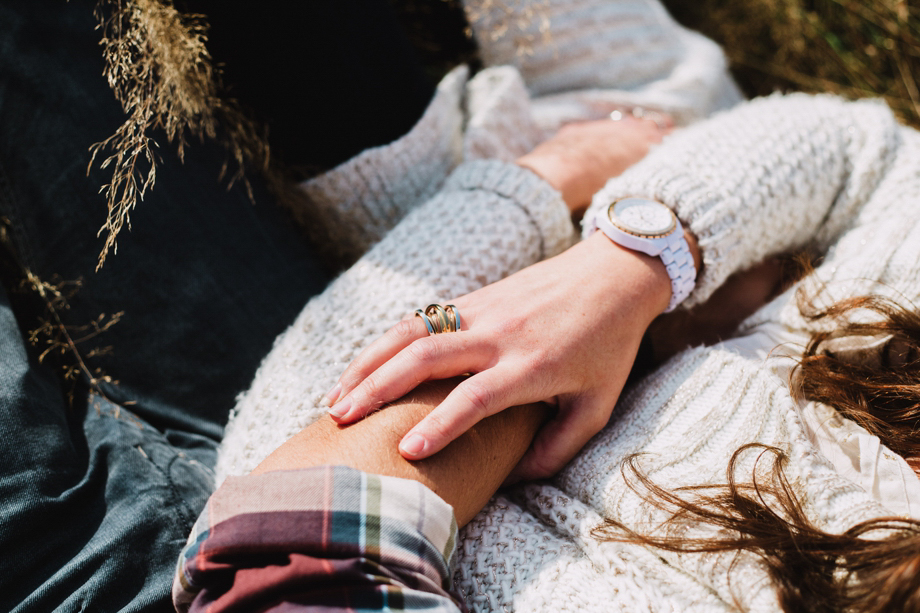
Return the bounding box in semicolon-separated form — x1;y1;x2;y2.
173;465;463;612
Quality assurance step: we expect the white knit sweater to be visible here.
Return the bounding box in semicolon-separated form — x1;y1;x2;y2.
293;0;741;268
211;3;920;612
449;94;920;613
216;0;742;481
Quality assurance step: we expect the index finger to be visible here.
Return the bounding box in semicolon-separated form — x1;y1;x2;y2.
324;315;429;406
398;366;525;460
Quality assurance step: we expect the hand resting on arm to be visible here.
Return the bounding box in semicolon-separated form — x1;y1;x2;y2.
254;380;551;526
325;114;701;481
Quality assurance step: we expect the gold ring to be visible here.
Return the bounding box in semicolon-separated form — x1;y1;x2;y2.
415;304;462;335
445;304;462;332
426;304;451;334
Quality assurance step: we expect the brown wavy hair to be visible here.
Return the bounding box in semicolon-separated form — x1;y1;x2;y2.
597;294;920;613
798;294;920;472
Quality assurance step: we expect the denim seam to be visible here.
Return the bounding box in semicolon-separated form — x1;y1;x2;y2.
136;440;199;531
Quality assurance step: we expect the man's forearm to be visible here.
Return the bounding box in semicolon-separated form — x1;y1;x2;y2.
253;378;551;526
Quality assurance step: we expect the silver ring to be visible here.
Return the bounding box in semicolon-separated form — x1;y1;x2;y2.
610;107;668;130
415;304;462;335
631;106;669;130
414;309;436;335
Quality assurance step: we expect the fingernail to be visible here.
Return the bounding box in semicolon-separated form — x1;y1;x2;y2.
399;433;428;457
321;383;342;407
328;397;351;419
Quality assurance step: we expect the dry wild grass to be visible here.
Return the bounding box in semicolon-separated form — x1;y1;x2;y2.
462;0;553;56
24;272;123;397
14;0;271;398
89;0;268;270
91;0;920;273
664;0;920;129
0;217;122;404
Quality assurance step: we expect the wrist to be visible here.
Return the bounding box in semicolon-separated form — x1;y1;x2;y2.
683;227;702;275
588;198;701;313
576;232;674;323
516;153;584;213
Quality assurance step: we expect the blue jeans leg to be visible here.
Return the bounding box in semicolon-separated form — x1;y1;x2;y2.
0;1;330;611
0;305;216;611
0;0;330;437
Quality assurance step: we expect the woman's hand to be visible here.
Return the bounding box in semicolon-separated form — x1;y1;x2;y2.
517;114;671;216
325;232;691;481
324;112;678;480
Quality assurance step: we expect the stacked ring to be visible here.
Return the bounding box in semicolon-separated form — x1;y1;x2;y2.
415;304;462;335
610;106;669;130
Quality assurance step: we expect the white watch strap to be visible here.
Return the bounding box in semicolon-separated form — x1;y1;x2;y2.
589;205;696;312
659;231;696;312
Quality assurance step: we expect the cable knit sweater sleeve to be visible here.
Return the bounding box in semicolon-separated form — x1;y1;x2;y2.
583;93;901;308
214;160;574;482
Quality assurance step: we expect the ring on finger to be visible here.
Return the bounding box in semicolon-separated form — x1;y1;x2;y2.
429;304;451;334
631;106;669;130
414;308;437;335
445;304;462;332
610;106;669;130
415;303;462;335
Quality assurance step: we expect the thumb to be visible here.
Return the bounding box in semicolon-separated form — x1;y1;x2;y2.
507;395;612;482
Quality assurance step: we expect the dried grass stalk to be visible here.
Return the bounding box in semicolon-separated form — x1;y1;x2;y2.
665;0;920;129
89;0;268;270
22;271;123;403
464;0;553;56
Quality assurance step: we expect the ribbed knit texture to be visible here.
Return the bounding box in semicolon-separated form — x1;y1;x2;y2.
467;0;743;129
217;159;576;482
205;4;920;611
296;0;743;271
585;93;901;309
219;92;920;611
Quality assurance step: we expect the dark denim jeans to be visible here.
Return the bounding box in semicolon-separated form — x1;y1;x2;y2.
0;2;329;611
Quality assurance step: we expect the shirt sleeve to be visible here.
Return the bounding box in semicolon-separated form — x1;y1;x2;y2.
173;465;464;613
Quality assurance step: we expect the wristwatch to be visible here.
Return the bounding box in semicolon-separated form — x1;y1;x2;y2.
589;197;696;312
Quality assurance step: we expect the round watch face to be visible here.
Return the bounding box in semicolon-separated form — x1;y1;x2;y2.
609;197;676;237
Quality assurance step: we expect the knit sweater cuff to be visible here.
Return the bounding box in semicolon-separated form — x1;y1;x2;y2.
584;169;728;308
298;65;467;266
444;159;578;259
582;94;900;309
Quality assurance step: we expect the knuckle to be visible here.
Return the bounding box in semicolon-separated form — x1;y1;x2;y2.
521;351;549;375
423;412;453;442
356;374;384;405
337;367;358;391
458;379;496;418
406;337;440;364
392;318;421;341
493;315;526;338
